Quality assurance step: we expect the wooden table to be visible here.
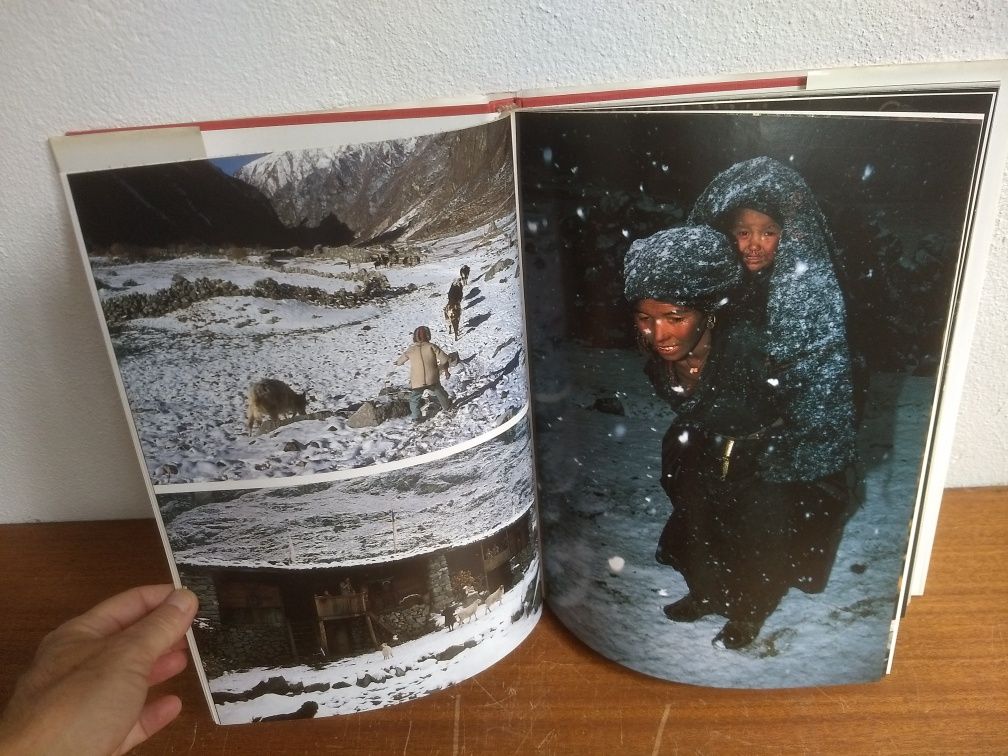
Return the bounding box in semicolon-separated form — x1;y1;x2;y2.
1;488;1005;754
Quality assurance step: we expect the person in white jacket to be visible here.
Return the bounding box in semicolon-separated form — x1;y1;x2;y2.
395;325;453;422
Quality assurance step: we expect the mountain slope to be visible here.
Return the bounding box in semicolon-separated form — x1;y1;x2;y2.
235;119;514;244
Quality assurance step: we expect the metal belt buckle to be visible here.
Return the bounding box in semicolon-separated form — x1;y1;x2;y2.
720;438;735;480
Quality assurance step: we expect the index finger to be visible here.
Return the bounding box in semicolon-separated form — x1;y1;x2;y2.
63;584;178;639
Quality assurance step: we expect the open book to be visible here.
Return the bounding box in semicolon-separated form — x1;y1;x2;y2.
52;61;1008;724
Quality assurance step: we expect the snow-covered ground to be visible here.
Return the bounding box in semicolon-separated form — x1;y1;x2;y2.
95;216;526;485
209;556;541;724
159;412;543;724
161;417;536;568
535;343;932;688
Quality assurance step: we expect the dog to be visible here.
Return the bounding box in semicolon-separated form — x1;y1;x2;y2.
459;264;470;286
381;642;393;660
246;379;308;433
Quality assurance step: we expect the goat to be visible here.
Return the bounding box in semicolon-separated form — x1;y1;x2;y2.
245;379;308;433
482;585;504;614
455;599;481;625
443;277;464;340
459;264;470;286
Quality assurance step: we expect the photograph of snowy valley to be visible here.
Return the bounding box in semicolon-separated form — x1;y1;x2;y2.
67;119;524;486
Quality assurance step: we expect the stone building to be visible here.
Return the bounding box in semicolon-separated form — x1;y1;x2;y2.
181;508;535;675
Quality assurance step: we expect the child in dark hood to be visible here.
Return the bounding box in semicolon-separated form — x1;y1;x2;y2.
729;206;782;275
688;156;858;483
626;223;853;651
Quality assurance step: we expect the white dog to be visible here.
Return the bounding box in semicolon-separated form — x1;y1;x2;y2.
381;642;393;660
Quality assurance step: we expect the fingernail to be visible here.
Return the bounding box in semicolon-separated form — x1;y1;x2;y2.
166;588;197;612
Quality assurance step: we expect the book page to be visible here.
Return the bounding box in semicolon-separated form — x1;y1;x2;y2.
54;111;543;724
515;60;1008;601
516;83;998;688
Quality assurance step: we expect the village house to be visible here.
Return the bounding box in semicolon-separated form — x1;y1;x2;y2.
180;509;536;675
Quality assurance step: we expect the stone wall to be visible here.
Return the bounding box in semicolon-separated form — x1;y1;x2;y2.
196;623;294;677
427;552;454;611
180;569;221;625
378;604;433;642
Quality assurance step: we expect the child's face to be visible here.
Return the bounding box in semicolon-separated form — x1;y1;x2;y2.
731;208;781;273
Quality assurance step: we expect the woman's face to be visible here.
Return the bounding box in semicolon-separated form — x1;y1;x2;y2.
730;208;781;273
633;299;707;362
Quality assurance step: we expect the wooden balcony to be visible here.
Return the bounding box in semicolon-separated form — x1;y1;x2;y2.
483;546;511;572
314;592;367;620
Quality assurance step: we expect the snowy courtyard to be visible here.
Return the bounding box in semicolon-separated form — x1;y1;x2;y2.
208;556;541;724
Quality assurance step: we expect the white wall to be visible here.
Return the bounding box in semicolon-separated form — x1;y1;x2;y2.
1;0;1006;523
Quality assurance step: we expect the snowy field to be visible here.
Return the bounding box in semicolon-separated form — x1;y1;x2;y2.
95;216;527;485
534;343;932;688
209;556;541;724
160;417;536;568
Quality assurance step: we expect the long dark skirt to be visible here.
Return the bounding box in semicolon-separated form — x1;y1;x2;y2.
657;431;849;624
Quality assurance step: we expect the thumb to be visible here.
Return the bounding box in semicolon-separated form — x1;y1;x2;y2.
119;589;198;665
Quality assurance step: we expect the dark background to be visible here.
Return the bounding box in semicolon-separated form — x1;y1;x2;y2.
516;92;990;375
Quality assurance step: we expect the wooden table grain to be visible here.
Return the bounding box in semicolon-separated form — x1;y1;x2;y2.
1;487;1005;754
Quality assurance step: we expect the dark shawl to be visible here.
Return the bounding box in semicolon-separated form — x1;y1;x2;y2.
687;157;856;482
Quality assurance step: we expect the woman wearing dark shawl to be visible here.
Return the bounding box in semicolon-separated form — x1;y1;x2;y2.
625;221;855;650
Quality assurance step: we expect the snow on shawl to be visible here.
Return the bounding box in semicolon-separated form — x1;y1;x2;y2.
688;156;856;481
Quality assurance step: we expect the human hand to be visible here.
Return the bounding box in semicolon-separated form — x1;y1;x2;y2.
0;585;198;756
